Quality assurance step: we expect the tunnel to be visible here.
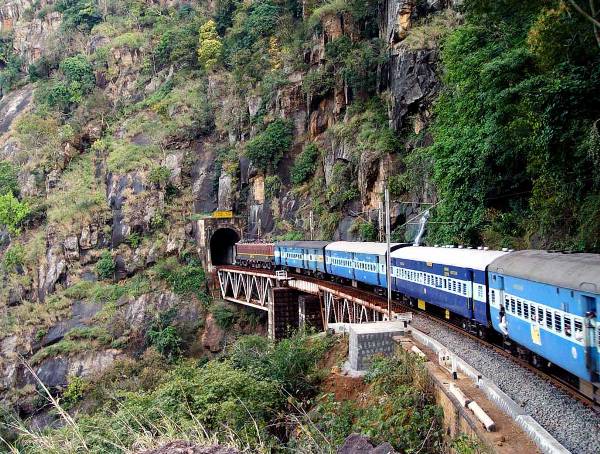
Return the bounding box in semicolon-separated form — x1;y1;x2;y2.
210;227;241;265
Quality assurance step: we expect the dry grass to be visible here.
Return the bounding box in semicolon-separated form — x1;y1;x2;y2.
401;9;462;51
3;358;266;454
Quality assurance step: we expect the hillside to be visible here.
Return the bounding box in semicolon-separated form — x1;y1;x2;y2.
0;0;599;451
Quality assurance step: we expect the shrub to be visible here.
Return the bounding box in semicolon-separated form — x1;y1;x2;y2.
37;54;95;110
148;166;171;186
112;32;145;50
355;220;377;241
153;257;207;297
0;193;30;234
291;143;320;185
59;54;96;103
212;303;236;329
245;119;294;172
2;243;25;272
96;250;115;280
62;375;88;409
0;161;19;196
147;309;182;361
55;0;101;32
127;232;142;249
198;20;222;71
264;175;281;199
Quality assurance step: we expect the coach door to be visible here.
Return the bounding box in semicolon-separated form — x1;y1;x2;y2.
580;294;598;381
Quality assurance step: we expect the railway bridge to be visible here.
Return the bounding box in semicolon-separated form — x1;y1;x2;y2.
216;266;411;339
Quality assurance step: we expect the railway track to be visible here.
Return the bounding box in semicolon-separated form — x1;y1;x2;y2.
217;265;599;411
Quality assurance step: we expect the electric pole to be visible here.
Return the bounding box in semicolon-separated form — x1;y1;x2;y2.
309;210;314;240
385;187;392;320
378;200;384;242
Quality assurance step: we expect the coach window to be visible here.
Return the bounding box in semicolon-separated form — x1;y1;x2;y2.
574;320;583;342
530;304;536;321
511;298;516;313
538;307;544;325
554;312;562;333
564;317;572;337
524;303;529;319
517;300;522;317
546;309;553;329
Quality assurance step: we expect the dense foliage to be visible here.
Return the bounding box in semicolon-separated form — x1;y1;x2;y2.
291;352;443;452
245;118;294;172
424;0;600;250
13;333;336;452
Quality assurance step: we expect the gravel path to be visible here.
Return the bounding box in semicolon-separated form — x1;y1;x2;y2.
412;315;600;454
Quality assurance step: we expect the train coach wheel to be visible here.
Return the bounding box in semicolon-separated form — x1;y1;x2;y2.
477;327;486;340
461;320;468;331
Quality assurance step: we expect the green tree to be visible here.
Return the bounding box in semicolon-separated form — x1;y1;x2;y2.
55;0;101;32
423;0;600;248
96;250;116;280
0;161;19;196
291;143;320;185
60;54;96;103
198;20;222;71
0;193;30;234
245;119;294;172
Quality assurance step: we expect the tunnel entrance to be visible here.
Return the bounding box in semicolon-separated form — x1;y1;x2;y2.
210;228;240;266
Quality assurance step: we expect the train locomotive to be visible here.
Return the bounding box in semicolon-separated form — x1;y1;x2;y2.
233;240;600;396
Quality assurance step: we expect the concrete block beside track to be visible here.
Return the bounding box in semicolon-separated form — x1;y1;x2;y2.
349;321;408;371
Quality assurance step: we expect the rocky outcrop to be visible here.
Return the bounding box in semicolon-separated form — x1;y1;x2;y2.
37;230;67;302
0;84;34;134
21;349;122;388
13;11;62;68
337;433;398;454
388;48;439;131
141;441;240;454
201;313;224;353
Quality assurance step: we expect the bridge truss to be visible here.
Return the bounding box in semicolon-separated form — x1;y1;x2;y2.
217;267;404;332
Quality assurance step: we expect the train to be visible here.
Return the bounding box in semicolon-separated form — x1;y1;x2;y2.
233;240;600;396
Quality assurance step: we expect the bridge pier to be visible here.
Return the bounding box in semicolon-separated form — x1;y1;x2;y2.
269;288;301;340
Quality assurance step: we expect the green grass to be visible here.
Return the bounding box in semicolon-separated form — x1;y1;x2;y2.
46;154;108;229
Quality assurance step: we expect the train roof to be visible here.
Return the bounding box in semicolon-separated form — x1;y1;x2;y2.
488;250;600;293
391;246;509;271
326;241;406;255
276;241;331;248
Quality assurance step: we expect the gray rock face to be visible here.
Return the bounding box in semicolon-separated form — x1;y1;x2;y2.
217;172;234;211
389;48;439;131
0;84;33;133
164;151;184;188
191;143;218;214
123;291;182;332
22;349;122;389
41;301;102;348
38;240;66;302
63;235;80;261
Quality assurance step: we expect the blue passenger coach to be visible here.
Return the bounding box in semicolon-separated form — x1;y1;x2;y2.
390;247;508;325
325;242;405;287
488;251;600;383
274;241;330;274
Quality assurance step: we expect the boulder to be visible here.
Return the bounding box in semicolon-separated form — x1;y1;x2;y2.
201;313;224;353
337;434;398;454
141;441;240;454
63;235;80;261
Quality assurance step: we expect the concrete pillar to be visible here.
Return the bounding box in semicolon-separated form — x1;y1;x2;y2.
268;287;300;340
298;294;323;332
